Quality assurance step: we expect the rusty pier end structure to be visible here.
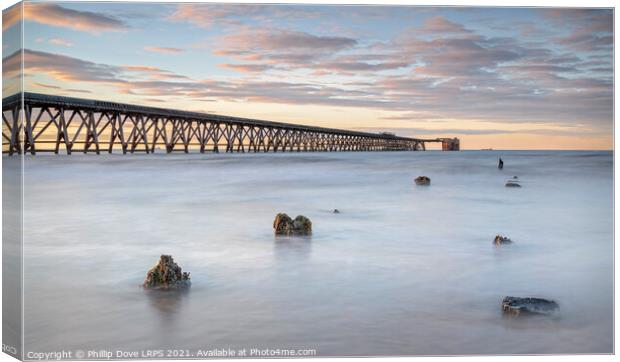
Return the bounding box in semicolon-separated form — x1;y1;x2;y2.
2;93;459;155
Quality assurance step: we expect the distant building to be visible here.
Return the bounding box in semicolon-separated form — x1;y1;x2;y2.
441;138;460;151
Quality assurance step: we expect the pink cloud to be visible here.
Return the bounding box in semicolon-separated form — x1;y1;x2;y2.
144;46;186;54
3;3;128;33
48;38;74;47
168;4;323;29
418;16;471;35
212;27;409;75
2;4;21;31
217;27;357;55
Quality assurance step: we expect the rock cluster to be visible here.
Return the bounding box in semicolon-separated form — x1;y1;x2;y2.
502;296;559;317
273;213;312;235
494;235;512;245
143;255;191;289
415;176;431;186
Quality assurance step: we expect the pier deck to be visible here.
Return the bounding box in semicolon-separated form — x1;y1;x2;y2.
2;93;458;155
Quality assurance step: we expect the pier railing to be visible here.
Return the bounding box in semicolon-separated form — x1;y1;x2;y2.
2;93;457;155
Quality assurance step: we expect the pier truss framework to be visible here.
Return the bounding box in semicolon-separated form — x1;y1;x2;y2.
2;93;455;155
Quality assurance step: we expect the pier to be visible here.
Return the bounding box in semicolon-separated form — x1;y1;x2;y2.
2;93;458;155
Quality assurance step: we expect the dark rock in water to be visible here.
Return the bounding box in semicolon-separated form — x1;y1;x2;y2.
415;176;431;186
292;215;312;234
143;255;191;289
498;158;504;169
274;213;312;235
502;296;559;317
512;176;518;179
494;235;512;245
505;180;521;187
333;209;341;214
273;213;294;235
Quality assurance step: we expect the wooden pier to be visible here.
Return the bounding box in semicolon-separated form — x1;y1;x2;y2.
2;93;458;155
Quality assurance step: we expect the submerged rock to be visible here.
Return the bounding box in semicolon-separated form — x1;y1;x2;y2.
505;180;521;188
273;213;312;235
143;255;191;289
415;176;431;186
502;296;559;317
494;235;512;245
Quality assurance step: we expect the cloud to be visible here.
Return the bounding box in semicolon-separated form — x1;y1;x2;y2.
397;36;521;76
144;46;185;54
48;38;75;47
9;4;613;134
3;3;128;33
168;4;323;29
2;4;21;31
32;83;61;89
10;49;389;109
417;16;472;36
219;63;274;73
216;27;357;55
212;27;415;75
11;42;612;128
32;82;92;94
321;61;409;72
4;50;189;91
119;65;190;80
556;33;613;52
544;9;613;52
17;49;120;83
168;4;257;28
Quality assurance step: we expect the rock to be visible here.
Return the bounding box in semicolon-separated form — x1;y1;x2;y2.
143;255;191;289
502;296;559;317
292;215;312;234
333;209;340;214
273;213;294;235
273;213;312;235
494;235;512;245
415;176;431;186
505;180;521;187
512;176;518;179
498;158;504;169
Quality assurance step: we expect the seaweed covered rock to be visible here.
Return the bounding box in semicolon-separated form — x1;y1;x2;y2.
273;213;294;235
273;213;312;235
415;176;431;186
292;215;312;234
502;296;559;317
143;255;191;289
494;235;512;245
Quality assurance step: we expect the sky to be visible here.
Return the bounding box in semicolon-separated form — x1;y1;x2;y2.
2;2;614;150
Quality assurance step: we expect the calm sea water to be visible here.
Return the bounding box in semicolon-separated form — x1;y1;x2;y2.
18;151;613;356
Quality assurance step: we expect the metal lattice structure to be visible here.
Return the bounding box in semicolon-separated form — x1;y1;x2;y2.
3;93;454;155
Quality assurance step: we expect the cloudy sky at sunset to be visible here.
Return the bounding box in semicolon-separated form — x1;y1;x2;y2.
2;2;613;149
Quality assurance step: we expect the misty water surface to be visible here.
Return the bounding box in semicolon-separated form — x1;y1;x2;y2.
20;151;613;356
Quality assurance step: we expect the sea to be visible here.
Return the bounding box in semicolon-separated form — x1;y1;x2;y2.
7;150;614;356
